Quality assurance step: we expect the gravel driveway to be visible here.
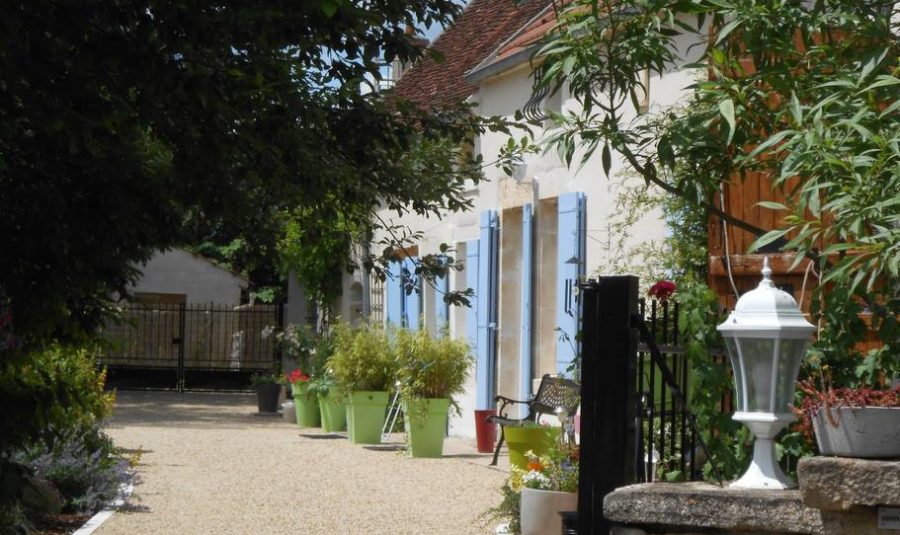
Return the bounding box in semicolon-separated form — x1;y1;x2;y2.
97;390;508;535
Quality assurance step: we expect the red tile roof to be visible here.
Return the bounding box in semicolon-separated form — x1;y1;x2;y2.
486;4;557;66
393;0;554;109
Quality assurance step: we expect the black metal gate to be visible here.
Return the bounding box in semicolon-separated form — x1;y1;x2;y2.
100;302;282;391
578;277;725;534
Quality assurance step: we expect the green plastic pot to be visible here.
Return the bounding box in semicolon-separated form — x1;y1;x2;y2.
291;382;320;428
317;389;347;432
402;398;450;458
505;426;560;469
347;391;389;444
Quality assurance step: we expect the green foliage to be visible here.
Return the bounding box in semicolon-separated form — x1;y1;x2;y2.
249;373;281;385
538;0;899;291
0;344;114;455
481;484;521;535
277;201;358;316
1;1;520;346
394;327;471;404
676;278;751;481
269;324;328;378
328;322;396;393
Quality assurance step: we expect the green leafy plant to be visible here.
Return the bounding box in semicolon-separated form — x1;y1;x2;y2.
482;484;521;535
268;324;329;379
328;322;396;393
249;373;281;385
393;327;471;403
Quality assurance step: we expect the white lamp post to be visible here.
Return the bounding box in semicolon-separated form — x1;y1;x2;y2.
717;257;815;490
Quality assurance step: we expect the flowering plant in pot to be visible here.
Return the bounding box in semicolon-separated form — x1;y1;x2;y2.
795;377;900;458
515;441;579;535
394;327;471;457
285;368;320;428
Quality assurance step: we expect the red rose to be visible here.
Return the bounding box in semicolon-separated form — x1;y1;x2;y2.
648;280;677;301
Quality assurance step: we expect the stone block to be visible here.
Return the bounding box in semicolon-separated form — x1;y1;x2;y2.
603;482;825;534
798;456;900;511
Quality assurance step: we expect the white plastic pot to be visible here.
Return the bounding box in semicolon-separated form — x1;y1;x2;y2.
282;400;297;424
519;487;577;535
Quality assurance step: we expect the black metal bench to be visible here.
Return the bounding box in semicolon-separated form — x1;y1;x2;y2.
487;374;581;466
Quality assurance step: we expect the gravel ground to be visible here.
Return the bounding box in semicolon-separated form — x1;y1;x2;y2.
97;390;509;535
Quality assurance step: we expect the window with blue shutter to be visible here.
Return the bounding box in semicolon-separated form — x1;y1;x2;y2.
434;255;449;332
556;192;586;375
402;256;421;329
465;240;479;349
476;211;499;410
385;259;404;326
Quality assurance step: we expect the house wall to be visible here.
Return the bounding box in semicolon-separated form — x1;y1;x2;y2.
132;249;246;305
360;28;704;438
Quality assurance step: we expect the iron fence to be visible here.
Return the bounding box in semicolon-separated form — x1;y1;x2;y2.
101;302;281;390
633;297;730;483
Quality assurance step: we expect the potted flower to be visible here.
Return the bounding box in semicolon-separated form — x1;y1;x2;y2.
250;373;282;414
504;422;560;470
515;442;579;535
394;327;471;458
796;378;900;458
286;368;320;428
329;322;396;444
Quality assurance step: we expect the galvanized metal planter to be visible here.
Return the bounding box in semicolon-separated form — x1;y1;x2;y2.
813;406;900;458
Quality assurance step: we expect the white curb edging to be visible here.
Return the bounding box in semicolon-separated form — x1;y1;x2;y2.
71;480;134;535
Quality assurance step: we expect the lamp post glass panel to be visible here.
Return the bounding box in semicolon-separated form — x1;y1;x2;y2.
717;258;815;490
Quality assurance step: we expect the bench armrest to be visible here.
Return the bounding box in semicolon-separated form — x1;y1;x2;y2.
494;395;529;419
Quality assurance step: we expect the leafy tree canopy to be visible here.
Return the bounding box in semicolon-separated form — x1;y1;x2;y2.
537;0;898;342
1;1;514;347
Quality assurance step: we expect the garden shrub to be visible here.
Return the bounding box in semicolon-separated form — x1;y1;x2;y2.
0;343;123;533
13;425;130;514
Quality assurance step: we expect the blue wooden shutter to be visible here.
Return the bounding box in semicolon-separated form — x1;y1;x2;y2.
465;240;479;349
556;192;586;374
386;260;404;326
476;211;499;409
519;204;535;413
434;256;449;332
402;256;421;329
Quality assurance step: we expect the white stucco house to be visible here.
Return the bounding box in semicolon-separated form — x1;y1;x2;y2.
130;248;248;305
325;0;702;438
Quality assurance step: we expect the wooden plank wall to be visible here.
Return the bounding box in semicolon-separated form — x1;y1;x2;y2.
708;172;818;314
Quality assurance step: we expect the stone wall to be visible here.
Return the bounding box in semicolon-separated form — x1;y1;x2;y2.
604;457;900;535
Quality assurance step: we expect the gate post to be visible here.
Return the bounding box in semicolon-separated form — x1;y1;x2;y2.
578;276;639;534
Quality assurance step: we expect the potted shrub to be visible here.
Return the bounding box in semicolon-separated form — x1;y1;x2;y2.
250;373;282;414
286;369;320;428
515;442;579;535
310;373;346;432
796;379;900;458
309;331;346;432
329;322;396;444
394;327;471;458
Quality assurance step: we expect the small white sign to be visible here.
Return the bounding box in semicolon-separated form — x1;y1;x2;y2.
879;507;900;530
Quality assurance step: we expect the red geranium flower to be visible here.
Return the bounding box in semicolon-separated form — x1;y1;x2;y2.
648;280;677;301
286;369;310;383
